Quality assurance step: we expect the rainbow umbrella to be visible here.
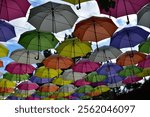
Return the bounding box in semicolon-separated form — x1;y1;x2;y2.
0;43;9;57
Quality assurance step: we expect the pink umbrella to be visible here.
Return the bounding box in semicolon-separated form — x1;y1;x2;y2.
0;0;30;21
72;60;101;73
73;79;91;87
5;62;35;74
138;58;150;68
123;76;143;84
25;96;40;100
17;81;39;90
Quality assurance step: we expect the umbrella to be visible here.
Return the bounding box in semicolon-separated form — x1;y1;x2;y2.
136;68;150;77
116;51;146;66
43;54;73;69
0;60;3;67
73;79;91;87
98;0;150;24
0;43;9;57
110;26;150;49
73;16;117;48
139;39;150;54
10;49;44;64
34;66;62;78
119;65;143;77
62;69;86;81
0;87;14;93
5;62;35;74
63;0;91;9
75;85;93;93
15;89;36;98
0;20;16;42
137;4;150;28
3;73;29;82
29;76;53;84
138;58;150;68
17;81;39;90
89;46;122;62
38;83;59;92
72;60;101;73
123;76;143;84
0;79;16;88
28;1;78;33
96;63;123;75
85;72;107;83
52;77;73;86
0;0;30;21
56;38;92;58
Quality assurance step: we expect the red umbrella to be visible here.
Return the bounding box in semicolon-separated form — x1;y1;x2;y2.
0;0;30;21
123;76;143;84
5;62;35;74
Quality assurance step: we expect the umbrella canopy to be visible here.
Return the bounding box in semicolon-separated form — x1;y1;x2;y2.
15;89;36;98
73;79;91;87
0;20;16;42
89;46;122;62
0;0;30;21
28;1;78;33
137;4;150;28
98;0;150;24
5;62;35;74
0;79;16;88
10;49;44;64
85;72;106;83
76;85;93;93
139;39;150;54
96;63;123;75
119;66;143;77
17;81;39;90
18;30;59;51
0;43;9;57
123;76;143;84
72;60;100;73
138;58;150;68
136;68;150;77
0;60;3;67
43;54;73;69
110;26;150;49
56;38;92;58
116;51;146;66
3;73;29;82
62;69;86;81
29;76;53;84
38;83;59;92
73;16;117;48
52;77;73;86
35;66;62;78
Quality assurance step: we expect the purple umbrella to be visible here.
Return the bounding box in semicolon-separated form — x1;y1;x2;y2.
138;58;150;68
96;63;123;75
110;26;150;49
17;81;39;90
29;76;53;84
123;76;143;84
0;20;16;42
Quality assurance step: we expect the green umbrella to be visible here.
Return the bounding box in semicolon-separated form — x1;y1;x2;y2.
76;85;93;93
139;39;150;53
3;73;29;82
119;65;143;77
85;72;106;83
18;30;59;59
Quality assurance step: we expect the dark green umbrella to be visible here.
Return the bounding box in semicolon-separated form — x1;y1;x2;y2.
139;38;150;53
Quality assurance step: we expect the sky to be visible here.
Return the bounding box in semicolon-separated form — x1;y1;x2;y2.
0;0;140;73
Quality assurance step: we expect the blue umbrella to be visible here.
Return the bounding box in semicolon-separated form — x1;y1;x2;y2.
0;20;16;42
29;76;53;84
96;63;123;75
110;26;150;49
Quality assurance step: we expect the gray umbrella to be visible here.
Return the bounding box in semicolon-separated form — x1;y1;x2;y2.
137;4;150;28
89;45;122;62
28;1;78;33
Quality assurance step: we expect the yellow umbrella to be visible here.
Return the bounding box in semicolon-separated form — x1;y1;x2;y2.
94;85;110;93
56;38;92;58
0;79;16;88
0;43;9;57
136;68;150;77
35;66;62;78
52;77;73;86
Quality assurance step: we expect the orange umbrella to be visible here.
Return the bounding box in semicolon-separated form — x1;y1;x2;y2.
38;83;59;92
43;54;73;69
0;60;3;67
73;16;118;48
0;87;14;93
116;50;146;66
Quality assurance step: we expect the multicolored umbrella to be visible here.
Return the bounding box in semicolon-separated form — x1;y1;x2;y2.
137;3;150;28
17;81;39;90
28;1;78;33
34;66;62;78
56;38;92;58
73;16;117;48
0;0;30;21
10;49;44;64
139;39;150;54
123;76;143;84
98;0;150;24
110;26;150;49
116;51;146;66
0;20;16;42
72;60;100;73
89;46;122;62
5;62;35;74
43;54;73;69
0;43;9;57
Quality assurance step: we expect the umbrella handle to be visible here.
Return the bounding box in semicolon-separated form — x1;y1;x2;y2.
76;1;81;10
35;52;40;60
